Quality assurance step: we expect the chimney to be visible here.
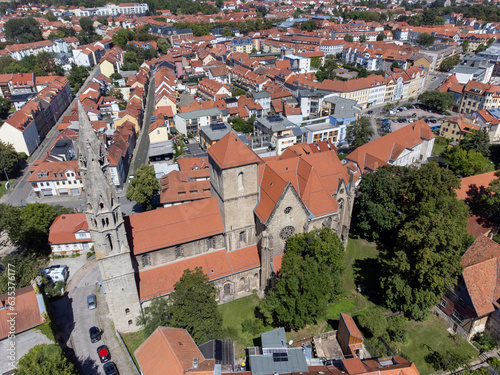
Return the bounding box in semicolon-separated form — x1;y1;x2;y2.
193;358;199;369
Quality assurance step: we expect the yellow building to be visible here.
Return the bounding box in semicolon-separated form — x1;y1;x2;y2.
115;113;140;134
440;116;482;142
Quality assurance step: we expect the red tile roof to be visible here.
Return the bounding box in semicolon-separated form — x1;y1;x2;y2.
455;170;498;200
138;245;259;301
49;214;90;245
0;285;45;340
208;131;262;170
340;313;363;341
346;120;434;173
126;197;224;255
135;327;213;375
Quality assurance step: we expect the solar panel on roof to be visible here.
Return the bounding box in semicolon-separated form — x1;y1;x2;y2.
272;352;289;362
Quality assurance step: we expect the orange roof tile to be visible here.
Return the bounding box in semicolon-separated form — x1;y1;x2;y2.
208;131;262;170
0;285;45;340
455;170;497;201
138;245;259;301
49;214;90;245
126;197;224;255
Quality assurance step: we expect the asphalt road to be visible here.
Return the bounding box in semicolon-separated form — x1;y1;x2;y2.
52;261;137;375
128;74;156;179
0;66;101;208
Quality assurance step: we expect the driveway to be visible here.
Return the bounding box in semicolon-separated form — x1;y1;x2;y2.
0;329;53;373
51;261;137;375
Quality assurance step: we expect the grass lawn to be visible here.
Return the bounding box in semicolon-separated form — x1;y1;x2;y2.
121;329;147;368
342;238;379;292
219;293;272;358
432;136;449;156
36;322;56;343
394;315;478;375
0;179;14;199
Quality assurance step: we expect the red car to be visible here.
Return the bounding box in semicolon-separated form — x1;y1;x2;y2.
97;345;111;363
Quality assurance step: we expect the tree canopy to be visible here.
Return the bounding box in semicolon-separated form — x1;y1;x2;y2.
418;90;454;112
439;55;461;72
169;267;223;344
377;162;473;320
230;115;254;134
3;203;73;256
259;227;344;330
417;33;435;47
16;344;77;375
67;64;89;93
0;253;41;293
346;117;374;150
441;146;494;177
126;164;159;211
5;18;43;43
460;127;491;157
0;140;24;176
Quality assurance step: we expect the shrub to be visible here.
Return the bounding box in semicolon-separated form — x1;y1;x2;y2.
241;318;264;335
387;316;407;343
357;309;388;338
473;331;497;351
488;357;500;372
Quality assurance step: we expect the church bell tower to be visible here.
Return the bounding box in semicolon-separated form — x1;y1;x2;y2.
76;102;142;332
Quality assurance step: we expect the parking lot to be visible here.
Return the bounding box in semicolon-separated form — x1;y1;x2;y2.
378;105;446;133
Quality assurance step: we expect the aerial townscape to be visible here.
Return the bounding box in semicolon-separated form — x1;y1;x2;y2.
2;0;500;375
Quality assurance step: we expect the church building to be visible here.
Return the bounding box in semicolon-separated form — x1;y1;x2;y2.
77;104;356;332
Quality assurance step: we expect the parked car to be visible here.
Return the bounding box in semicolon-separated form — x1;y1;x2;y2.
97;345;111;363
183;138;189;145
87;294;96;310
103;362;119;375
432;76;437;81
367;110;373;114
89;326;101;343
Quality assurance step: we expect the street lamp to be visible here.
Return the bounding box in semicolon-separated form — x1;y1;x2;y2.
3;168;10;190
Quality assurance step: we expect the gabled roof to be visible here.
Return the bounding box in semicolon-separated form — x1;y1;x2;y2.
135;327;214;375
126;197;224;255
138;245;260;301
49;213;90;245
455;170;497;201
0;285;46;340
345;120;434;173
208;131;262;170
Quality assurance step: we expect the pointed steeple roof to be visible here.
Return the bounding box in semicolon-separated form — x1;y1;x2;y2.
208;131;261;170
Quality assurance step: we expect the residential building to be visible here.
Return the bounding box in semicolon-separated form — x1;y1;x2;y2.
197;78;231;101
459;81;500;114
284;54;311;73
435;235;500;341
252;92;271;115
232;38;253;53
148;26;193;45
419;44;459;71
48;213;93;254
440;116;482;142
0;111;39;155
344;120;435;177
320;39;345;55
74;3;149;17
255;115;303;154
174;108;223;135
199;122;232;150
27;160;83;197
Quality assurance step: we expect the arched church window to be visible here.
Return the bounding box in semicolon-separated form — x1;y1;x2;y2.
125;308;130;315
237;172;244;190
106;234;113;251
279;226;295;240
223;283;231;296
239;231;246;245
284;206;292;214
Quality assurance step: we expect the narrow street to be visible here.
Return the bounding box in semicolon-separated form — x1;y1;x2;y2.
51;261;137;375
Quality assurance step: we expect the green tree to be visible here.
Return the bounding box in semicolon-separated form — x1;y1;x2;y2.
380;162;472;320
359;34;367;42
0;140;21;175
472;171;500;226
475;43;487;53
97;16;108;25
169;267;223;344
391;61;402;70
44;12;57;22
222;27;234;37
346;117;374;150
357;309;388;338
136;296;171;337
418;90;454;112
487;37;495;47
4;18;43;43
439;55;461;72
78;17;99;45
16;344;77;375
352;165;411;241
300;19;317;32
108;87;124;101
112;28;135;49
344;34;354;42
157;38;171;53
5;203;72;255
173;138;186;161
109;72;122;81
259;228;344;330
230;116;253;134
126;164;159;211
0;254;40;293
67;64;88;93
377;32;384;41
442;146;494;177
460;127;490;157
417;33;435;48
462;40;469;53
